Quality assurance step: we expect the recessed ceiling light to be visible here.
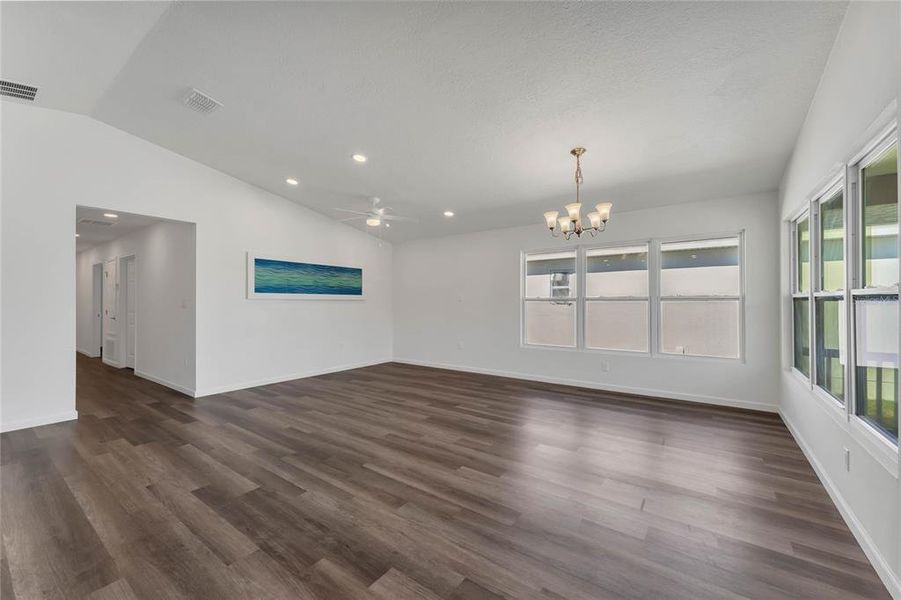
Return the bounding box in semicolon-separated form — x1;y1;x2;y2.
285;177;298;186
443;211;455;217
352;154;367;163
103;213;118;219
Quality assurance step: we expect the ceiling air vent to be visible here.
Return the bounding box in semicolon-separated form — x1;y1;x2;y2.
183;88;222;114
78;218;115;227
0;80;38;101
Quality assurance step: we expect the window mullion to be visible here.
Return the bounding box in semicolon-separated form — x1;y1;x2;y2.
649;239;660;356
577;247;585;350
845;169;856;419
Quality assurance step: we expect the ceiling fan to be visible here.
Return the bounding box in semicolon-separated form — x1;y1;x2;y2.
333;197;414;228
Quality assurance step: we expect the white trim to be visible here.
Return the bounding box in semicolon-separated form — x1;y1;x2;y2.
134;370;195;397
194;358;391;398
393;357;778;414
780;409;901;600
848;118;897;168
0;410;78;433
76;347;100;358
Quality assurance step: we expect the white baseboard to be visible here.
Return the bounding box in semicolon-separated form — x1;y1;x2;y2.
1;410;79;433
76;347;100;358
393;358;778;413
194;358;392;398
780;410;901;600
134;370;196;397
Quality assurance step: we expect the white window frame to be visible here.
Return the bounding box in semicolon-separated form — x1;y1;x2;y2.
848;126;899;447
521;249;579;350
790;208;812;380
785;119;899;473
521;233;745;361
582;241;652;355
811;175;847;406
656;232;745;362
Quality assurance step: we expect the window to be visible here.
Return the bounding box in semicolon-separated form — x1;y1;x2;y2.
584;245;649;352
787;128;899;447
852;138;898;441
659;237;741;358
521;235;743;358
854;295;898;439
792;213;811;377
797;215;811;293
793;298;811;377
523;251;576;347
815;297;844;400
819;190;845;292
860;144;898;289
813;187;846;402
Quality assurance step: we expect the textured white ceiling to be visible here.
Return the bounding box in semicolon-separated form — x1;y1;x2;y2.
3;1;847;242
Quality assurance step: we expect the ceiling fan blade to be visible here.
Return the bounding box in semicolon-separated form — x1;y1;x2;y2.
332;208;371;216
381;214;417;222
339;216;365;222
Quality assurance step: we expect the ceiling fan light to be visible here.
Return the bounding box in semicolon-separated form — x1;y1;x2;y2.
587;211;601;229
565;203;581;220
366;217;381;227
595;202;612;222
543;211;559;229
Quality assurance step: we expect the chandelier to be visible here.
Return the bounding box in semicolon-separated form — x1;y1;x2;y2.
543;147;612;239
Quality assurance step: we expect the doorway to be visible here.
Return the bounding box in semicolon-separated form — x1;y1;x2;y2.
75;206;197;398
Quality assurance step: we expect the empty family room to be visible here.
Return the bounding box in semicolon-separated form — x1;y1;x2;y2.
2;1;901;599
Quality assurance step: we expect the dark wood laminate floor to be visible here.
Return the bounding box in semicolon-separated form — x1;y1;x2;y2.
0;355;890;599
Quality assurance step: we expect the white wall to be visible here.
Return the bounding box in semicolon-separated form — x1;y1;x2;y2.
1;102;393;431
393;192;781;412
778;2;900;596
76;220;197;394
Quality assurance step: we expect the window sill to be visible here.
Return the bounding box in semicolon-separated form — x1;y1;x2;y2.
811;384;848;424
787;369;898;477
849;417;900;478
520;342;579;352
656;352;744;364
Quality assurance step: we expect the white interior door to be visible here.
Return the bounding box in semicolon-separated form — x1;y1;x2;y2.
102;258;118;365
92;263;103;356
125;257;136;369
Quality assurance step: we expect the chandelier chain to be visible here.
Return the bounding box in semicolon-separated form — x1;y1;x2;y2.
574;153;583;205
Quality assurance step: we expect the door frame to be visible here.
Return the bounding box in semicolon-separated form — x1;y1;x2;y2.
91;262;103;357
121;254;137;371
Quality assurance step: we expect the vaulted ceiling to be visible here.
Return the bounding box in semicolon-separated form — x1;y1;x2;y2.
2;1;848;241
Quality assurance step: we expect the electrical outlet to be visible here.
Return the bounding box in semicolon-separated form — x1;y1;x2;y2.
599;360;609;373
844;447;851;471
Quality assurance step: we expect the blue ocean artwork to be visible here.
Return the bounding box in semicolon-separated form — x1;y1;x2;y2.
254;258;362;296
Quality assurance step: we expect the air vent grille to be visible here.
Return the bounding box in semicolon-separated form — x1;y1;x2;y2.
78;218;115;227
0;80;38;101
183;88;222;114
